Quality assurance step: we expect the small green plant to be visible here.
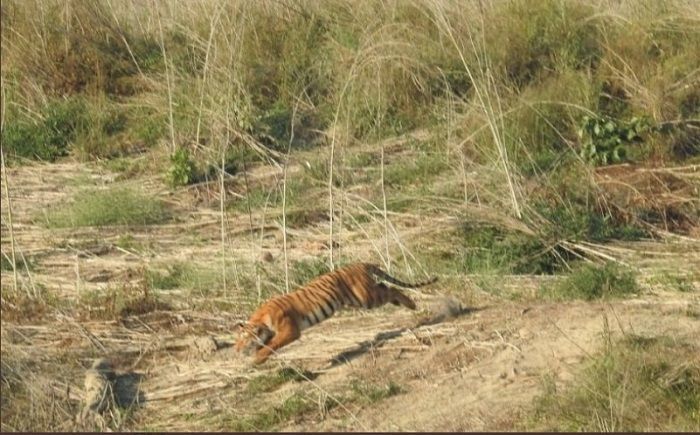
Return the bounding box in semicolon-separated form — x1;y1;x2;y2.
40;187;170;228
167;147;196;187
579;115;652;165
544;261;638;301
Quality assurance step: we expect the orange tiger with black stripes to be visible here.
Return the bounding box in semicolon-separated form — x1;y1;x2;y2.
235;262;437;364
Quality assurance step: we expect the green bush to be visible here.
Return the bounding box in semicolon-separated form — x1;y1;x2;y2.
579;115;653;165
2;97;87;161
167;148;196;187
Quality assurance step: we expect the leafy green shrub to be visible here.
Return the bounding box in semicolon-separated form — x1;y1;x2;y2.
2;97;87;161
545;261;638;301
41;187;170;228
167;148;196;187
579;115;652;165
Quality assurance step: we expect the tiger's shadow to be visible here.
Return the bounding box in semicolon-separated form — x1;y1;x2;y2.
327;305;483;368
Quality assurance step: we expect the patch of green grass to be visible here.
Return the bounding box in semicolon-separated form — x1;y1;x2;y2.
146;261;264;311
0;255;32;272
114;234;147;253
348;379;403;405
535;199;649;243
226;393;314;432
146;262;219;292
542;261;638;301
486;0;601;88
529;332;700;431
288;258;330;288
101;157;150;180
458;223;561;275
383;150;450;190
39;187;170;228
650;272;697;293
246;368;314;395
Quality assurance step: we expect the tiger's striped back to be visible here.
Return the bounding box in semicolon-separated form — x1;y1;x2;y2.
235;262;437;364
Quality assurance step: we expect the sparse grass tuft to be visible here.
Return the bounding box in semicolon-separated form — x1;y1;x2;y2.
543;261;638;301
0;284;59;323
349;379;404;404
79;276;170;320
225;393;314;432
40;187;170;228
530;332;700;431
246;368;315;395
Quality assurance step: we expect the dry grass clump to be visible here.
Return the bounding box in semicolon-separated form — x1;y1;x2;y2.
531;330;700;431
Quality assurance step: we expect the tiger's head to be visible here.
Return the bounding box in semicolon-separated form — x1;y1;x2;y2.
235;321;274;355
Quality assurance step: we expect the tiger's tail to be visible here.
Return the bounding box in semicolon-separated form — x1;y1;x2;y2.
366;264;438;289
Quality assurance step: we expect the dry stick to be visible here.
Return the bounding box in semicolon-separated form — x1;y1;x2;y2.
155;1;176;155
220;115;228;296
281;98;301;294
105;0;146;79
195;2;224;147
328;58;360;270
380;145;391;272
435;7;521;219
0;147;20;296
0;76;19;296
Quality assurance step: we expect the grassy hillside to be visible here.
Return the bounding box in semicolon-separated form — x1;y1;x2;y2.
1;0;698;432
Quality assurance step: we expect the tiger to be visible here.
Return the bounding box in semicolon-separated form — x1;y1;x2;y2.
235;262;437;364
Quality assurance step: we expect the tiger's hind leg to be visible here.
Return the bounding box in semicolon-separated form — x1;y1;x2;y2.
253;320;301;365
376;283;417;310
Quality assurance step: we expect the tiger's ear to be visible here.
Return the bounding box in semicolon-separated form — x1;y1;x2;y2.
235;321;245;331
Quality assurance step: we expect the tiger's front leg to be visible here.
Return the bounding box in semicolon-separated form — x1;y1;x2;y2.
254;321;301;365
